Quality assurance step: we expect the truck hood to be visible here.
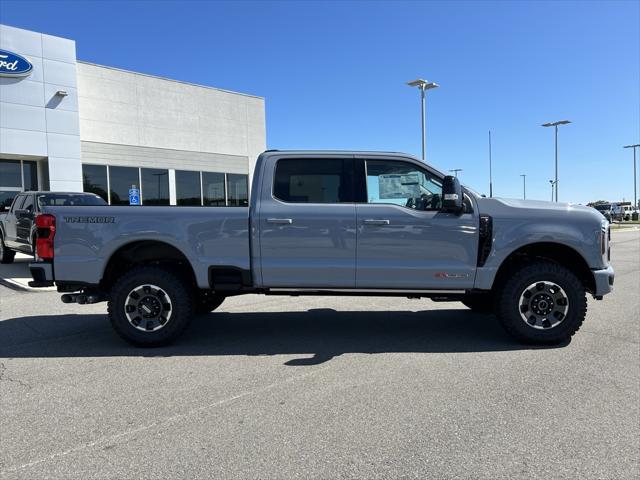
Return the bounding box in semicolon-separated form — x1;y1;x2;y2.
476;197;606;224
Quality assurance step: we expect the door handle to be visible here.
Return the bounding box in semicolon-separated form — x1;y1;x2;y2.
363;219;390;225
266;218;293;224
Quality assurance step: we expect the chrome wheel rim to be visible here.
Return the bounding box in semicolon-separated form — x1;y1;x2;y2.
518;281;569;330
124;284;172;332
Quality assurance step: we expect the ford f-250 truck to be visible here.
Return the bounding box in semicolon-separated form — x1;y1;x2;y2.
27;150;614;347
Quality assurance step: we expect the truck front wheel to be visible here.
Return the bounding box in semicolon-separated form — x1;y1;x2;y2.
0;235;15;264
496;261;587;345
108;266;194;347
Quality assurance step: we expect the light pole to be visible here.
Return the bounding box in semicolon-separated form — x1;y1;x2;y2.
488;130;493;197
542;120;571;202
549;180;557;202
623;144;639;213
449;168;462;177
520;174;526;200
407;79;439;162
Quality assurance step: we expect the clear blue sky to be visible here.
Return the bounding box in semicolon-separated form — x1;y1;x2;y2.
1;0;638;204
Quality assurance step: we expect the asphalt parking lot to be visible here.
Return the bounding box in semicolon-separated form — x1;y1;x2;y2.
1;230;638;479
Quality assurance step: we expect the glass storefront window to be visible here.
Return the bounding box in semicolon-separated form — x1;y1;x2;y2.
82;164;109;202
22;161;38;191
202;172;226;206
175;170;201;206
0;160;22;188
227;174;248;207
0;191;18;210
109;166;139;206
141;168;170;206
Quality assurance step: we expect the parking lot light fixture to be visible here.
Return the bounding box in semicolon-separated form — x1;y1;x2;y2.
407;79;439;162
520;174;527;200
623;144;639;213
449;168;462;177
542;120;571;202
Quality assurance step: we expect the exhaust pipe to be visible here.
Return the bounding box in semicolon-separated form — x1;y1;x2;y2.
61;293;79;304
60;292;106;305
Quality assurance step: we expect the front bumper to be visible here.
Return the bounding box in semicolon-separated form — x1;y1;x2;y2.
28;262;54;288
592;265;614;297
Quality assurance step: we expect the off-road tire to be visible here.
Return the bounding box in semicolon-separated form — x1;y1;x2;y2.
462;293;495;314
107;266;194;347
0;235;16;264
196;291;225;314
496;260;587;345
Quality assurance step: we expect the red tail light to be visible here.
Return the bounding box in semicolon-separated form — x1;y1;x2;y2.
35;214;56;260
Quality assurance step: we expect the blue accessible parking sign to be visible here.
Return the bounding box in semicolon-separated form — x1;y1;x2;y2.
129;186;140;206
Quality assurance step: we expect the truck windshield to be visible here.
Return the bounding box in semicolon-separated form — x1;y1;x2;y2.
37;194;108;208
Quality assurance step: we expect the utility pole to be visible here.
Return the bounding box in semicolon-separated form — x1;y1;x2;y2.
520;174;526;200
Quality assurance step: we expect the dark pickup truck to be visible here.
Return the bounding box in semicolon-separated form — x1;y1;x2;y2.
0;191;106;263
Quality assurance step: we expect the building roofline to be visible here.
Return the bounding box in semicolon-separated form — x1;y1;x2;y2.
77;61;264;100
0;23;75;42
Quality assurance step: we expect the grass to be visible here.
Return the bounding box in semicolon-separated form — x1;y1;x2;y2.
611;222;640;230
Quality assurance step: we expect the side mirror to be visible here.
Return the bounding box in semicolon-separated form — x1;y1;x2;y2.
15;208;29;218
0;205;7;213
441;175;463;214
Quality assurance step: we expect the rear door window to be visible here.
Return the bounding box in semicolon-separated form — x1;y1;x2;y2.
11;195;25;212
21;194;34;214
273;158;355;203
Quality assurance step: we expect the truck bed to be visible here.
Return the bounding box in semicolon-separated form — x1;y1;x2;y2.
43;205;250;288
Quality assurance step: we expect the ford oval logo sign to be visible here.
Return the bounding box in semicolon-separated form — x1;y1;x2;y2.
0;49;33;77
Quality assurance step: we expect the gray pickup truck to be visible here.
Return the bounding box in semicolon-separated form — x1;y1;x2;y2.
28;150;614;347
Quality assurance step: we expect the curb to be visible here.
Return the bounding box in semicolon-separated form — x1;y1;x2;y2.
0;277;55;293
0;277;30;292
611;227;640;232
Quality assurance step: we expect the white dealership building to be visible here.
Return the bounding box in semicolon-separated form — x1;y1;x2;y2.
0;24;266;207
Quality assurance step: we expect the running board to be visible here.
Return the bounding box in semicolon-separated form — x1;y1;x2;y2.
265;288;466;297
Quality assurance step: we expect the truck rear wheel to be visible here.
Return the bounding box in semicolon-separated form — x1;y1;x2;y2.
0;236;15;264
107;266;194;347
496;260;587;345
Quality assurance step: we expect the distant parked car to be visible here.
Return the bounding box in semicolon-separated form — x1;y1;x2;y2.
592;203;613;221
0;191;107;263
613;204;636;221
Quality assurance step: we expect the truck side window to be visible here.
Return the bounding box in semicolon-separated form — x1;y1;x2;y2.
274;159;352;203
365;160;443;211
